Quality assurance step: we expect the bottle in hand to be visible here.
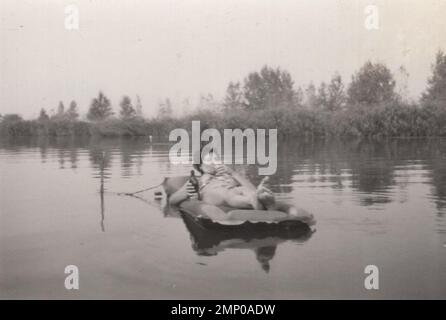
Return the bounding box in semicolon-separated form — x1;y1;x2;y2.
188;170;201;200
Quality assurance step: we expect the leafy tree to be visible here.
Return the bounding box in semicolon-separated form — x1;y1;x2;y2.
422;49;446;105
38;108;50;121
119;96;136;119
57;101;65;116
197;93;220;111
223;81;244;110
292;87;305;107
395;65;410;103
157;98;173;119
51;101;66;120
67;101;79;120
347;61;396;105
304;82;318;109
326;73;347;111
87;91;113;121
243;66;295;110
316;82;328;109
2;114;22;122
135;95;143;117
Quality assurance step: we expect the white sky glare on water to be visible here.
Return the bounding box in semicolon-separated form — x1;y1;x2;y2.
1;0;445;119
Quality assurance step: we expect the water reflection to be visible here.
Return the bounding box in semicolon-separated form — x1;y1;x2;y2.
162;204;314;273
184;217;313;273
88;139;113;179
99;151;106;232
119;138;146;178
428;159;446;214
1;136;445;217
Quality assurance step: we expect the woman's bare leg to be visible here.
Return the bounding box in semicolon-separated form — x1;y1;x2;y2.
224;193;255;208
224;181;275;210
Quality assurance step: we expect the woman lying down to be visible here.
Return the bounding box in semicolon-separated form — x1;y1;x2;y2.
169;150;302;217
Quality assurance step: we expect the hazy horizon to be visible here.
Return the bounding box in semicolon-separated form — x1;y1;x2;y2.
1;0;445;119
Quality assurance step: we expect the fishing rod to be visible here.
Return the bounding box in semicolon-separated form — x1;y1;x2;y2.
103;183;165;209
111;191;162;208
115;181;164;196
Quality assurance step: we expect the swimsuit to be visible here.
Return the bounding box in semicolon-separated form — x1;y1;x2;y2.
199;173;238;192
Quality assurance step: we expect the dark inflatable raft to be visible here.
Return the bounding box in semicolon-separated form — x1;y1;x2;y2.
181;205;314;258
163;176;316;231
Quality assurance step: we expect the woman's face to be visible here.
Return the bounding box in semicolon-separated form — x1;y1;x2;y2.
201;151;222;174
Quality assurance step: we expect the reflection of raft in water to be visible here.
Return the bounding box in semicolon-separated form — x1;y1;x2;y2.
163;176;316;231
181;206;314;272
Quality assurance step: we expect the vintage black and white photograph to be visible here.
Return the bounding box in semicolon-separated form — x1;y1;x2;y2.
0;0;445;300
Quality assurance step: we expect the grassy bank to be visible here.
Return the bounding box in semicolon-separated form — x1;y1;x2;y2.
1;101;445;140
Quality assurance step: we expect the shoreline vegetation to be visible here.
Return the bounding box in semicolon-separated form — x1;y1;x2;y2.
1;52;445;140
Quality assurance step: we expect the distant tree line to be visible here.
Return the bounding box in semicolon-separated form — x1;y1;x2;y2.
1;50;445;138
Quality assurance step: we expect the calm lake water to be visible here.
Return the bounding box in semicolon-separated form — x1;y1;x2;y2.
1;137;445;299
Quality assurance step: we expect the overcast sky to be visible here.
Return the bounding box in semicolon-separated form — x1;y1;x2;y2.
1;0;445;118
